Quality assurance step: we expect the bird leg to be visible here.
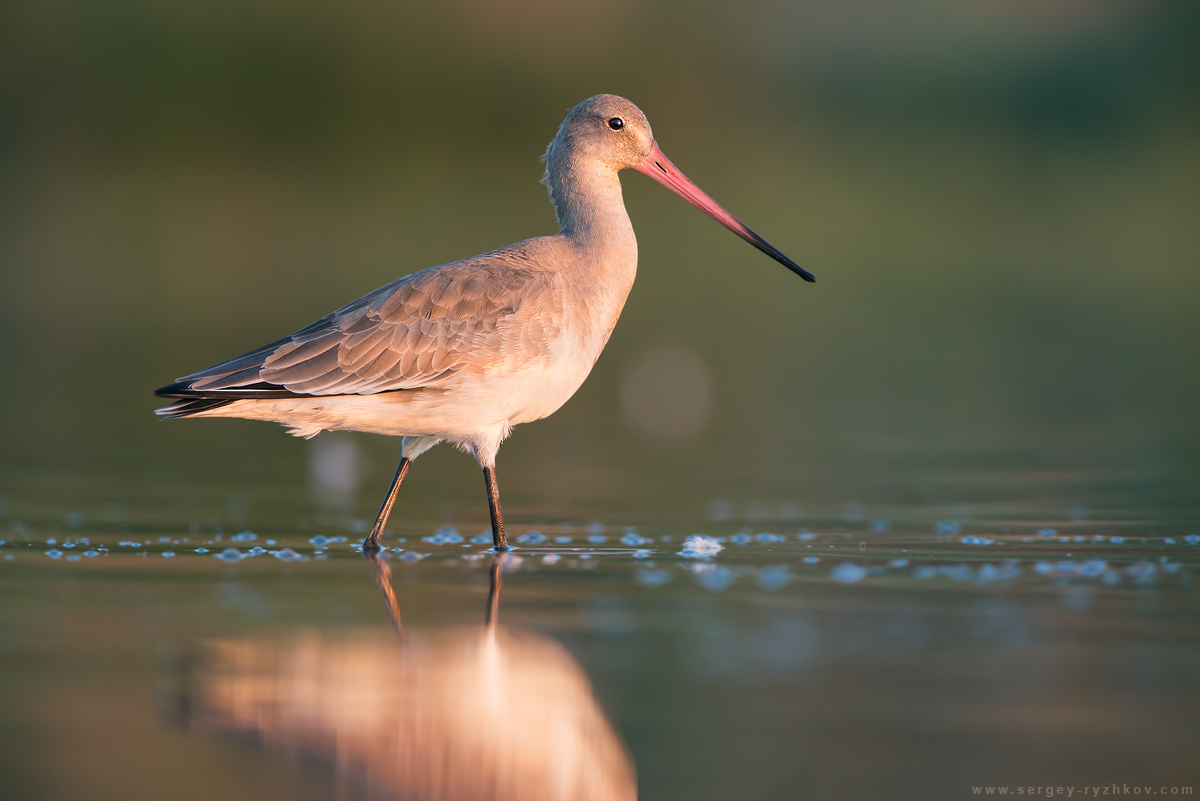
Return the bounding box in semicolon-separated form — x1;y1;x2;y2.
362;457;410;552
482;465;510;552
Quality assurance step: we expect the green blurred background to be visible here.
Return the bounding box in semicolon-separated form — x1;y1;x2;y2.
2;0;1198;530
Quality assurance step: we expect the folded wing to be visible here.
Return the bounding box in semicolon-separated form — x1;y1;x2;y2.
157;256;559;399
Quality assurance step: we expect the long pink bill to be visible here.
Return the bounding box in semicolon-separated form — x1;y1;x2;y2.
633;141;816;283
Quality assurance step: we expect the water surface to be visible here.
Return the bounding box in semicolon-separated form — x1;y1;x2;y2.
2;484;1197;799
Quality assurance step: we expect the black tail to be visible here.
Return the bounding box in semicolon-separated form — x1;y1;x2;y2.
153;380;305;419
154;396;240;419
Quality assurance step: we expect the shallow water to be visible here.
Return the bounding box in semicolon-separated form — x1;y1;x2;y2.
2;483;1198;800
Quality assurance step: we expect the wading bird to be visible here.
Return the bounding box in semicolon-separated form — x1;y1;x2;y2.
155;94;814;552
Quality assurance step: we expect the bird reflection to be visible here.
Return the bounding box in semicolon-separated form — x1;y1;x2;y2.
185;554;637;801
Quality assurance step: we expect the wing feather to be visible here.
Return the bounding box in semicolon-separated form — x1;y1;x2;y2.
163;250;561;399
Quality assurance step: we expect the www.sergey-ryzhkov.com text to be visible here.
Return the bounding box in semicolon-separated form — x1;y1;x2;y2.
972;787;1193;797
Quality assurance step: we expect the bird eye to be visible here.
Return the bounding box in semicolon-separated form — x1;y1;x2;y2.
607;117;624;131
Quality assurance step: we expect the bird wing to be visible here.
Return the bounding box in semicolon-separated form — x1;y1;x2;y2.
164;255;560;398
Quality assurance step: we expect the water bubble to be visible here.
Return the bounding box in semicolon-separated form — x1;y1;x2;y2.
309;535;329;546
1164;538;1177;545
621;533;649;546
914;565;936;580
46;550;63;559
435;527;462;543
830;563;866;584
755;532;785;543
162;551;176;558
1125;562;1155;585
541;553;561;565
636;569;673;588
803;556;820;564
194;548;209;554
587;522;605;535
757;565;792;590
935;520;960;535
274;548;302;562
1185;534;1199;545
943;564;973;581
692;564;735;591
960;535;994;545
632;549;652;559
1109;536;1125;544
517;531;545;545
587;534;607;544
232;531;257;543
731;533;752;545
679;535;723;558
398;551;426;563
977;564;1002;583
889;558;909;568
1037;528;1056;539
870;519;891;532
554;536;572;544
797;531;817;542
471;534;492;545
216;548;243;563
83;550;99;558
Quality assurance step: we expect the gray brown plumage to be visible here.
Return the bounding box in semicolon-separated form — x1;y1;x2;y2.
155;94;812;551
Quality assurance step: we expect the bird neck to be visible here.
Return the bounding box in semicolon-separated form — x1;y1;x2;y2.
545;159;636;254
